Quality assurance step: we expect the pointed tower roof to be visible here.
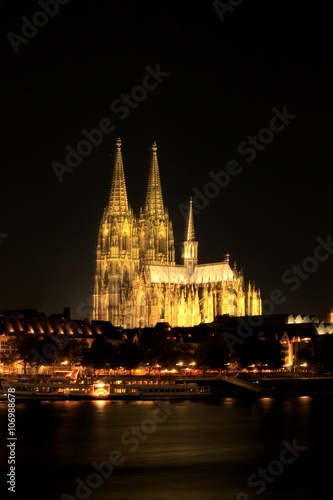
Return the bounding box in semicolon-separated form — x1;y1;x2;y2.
182;197;198;269
185;198;196;242
144;142;164;219
108;138;129;215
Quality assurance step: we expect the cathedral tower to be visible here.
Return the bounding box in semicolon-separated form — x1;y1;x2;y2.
139;142;175;265
92;139;262;328
93;138;140;326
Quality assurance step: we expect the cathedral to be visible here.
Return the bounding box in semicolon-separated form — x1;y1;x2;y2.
92;138;262;328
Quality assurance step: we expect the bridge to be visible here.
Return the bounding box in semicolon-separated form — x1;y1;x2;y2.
222;375;271;394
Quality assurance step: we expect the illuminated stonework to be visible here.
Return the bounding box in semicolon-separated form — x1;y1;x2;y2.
92;139;262;327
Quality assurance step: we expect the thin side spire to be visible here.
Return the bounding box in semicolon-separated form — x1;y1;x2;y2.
108;138;129;215
186;198;196;241
144;142;164;219
182;197;198;269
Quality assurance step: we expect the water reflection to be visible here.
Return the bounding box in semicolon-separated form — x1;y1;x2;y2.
0;397;331;500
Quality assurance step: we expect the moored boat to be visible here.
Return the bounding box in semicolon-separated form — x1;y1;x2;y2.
107;378;211;400
0;376;211;401
0;376;110;400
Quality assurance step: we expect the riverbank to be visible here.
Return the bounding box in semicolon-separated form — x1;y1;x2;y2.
251;375;333;397
2;373;333;400
198;374;333;398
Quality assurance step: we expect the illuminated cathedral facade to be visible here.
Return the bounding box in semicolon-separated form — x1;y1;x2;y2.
92;138;262;328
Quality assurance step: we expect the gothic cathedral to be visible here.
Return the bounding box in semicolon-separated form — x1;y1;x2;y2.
93;138;262;328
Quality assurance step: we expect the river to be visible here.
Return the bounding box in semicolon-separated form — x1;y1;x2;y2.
0;395;331;499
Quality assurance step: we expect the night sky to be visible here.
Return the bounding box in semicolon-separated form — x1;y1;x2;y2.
0;0;332;321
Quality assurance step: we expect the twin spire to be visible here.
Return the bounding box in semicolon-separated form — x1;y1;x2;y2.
108;137;129;215
108;138;195;244
144;141;164;220
108;138;166;220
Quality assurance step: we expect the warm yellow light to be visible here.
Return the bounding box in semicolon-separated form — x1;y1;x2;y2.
93;387;109;397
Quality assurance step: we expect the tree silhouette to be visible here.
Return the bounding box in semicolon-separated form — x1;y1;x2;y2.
13;334;44;374
118;341;142;374
196;334;229;374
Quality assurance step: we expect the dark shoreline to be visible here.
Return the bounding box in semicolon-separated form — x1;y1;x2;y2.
199;375;333;398
2;375;333;401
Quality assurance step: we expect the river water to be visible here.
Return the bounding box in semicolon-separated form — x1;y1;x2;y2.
0;395;331;499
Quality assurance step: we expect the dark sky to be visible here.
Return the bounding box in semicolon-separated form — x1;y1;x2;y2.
0;0;332;321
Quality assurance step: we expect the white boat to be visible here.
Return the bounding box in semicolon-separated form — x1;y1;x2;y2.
0;376;211;401
1;376;110;400
108;378;212;400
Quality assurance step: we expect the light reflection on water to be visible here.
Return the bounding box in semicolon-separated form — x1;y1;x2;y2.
0;396;330;499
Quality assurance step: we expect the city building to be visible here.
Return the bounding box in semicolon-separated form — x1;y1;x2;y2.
92;138;262;328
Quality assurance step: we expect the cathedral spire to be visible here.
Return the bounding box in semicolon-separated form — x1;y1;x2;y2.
182;198;198;272
186;197;195;242
144;142;164;219
108;137;129;215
